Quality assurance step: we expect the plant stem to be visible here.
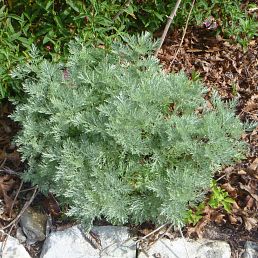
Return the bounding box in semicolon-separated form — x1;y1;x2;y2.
169;0;195;69
155;0;182;57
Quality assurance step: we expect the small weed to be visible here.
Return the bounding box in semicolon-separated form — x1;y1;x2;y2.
208;179;235;213
191;70;201;82
184;202;205;226
184;179;235;225
231;83;238;96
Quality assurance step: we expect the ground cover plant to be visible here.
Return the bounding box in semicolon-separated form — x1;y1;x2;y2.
1;0;257;100
10;33;247;229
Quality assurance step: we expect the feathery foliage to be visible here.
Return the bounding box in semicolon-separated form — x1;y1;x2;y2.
11;33;247;229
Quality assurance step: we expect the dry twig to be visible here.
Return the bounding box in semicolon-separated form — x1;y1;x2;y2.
168;0;195;69
1;186;38;230
0;186;38;255
8;180;23;218
137;224;173;257
155;0;182;56
0;159;7;169
152;224;173;245
0;168;21;176
0;223;16;256
135;223;168;244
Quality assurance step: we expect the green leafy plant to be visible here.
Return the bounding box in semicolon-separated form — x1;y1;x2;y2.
1;0;256;100
0;0;129;100
126;0;257;47
184;180;235;225
11;33;247;229
0;5;32;99
184;202;205;226
208;179;235;213
191;70;201;82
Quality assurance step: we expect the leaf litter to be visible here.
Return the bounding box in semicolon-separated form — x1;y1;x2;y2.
158;25;257;256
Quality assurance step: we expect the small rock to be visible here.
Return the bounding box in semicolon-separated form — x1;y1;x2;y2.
20;207;47;244
138;238;231;258
242;241;258;258
16;227;27;243
92;226;136;257
0;235;31;258
40;225;136;258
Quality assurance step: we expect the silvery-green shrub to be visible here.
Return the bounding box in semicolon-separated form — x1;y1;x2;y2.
12;33;247;229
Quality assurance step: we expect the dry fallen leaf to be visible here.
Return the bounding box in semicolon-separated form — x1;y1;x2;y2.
249;158;258;171
214;213;226;224
239;182;258;202
43;193;61;217
228;214;240;225
238;170;247;175
243;217;257;231
186;205;214;238
0;175;16;198
245;196;255;210
221;183;237;198
0;175;16;214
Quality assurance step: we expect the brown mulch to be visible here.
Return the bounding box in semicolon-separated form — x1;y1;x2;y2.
0;102;22;221
0;27;257;258
159;27;258;122
0;102;21;170
158;26;258;257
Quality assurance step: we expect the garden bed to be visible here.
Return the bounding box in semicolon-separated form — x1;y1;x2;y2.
0;26;257;258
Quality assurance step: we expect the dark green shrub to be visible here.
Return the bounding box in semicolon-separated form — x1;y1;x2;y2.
11;33;247;229
0;5;32;99
1;0;256;100
0;0;128;99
